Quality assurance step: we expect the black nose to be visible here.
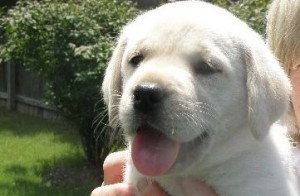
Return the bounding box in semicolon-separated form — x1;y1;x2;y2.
133;83;165;112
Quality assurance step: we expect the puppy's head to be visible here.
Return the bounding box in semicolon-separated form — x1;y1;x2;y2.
102;1;290;176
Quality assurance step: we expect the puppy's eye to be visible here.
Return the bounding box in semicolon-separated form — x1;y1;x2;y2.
193;60;221;75
129;54;144;67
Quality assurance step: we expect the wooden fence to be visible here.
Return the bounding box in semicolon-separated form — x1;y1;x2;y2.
0;62;61;121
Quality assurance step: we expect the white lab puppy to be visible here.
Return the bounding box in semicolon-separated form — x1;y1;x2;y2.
102;1;299;195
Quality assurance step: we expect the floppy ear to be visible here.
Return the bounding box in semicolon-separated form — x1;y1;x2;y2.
102;37;127;128
243;43;291;140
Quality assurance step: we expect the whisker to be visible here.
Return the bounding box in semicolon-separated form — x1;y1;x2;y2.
174;100;222;137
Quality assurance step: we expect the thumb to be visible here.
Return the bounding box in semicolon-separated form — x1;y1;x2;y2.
182;178;217;196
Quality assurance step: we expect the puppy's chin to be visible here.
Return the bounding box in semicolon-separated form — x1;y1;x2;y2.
128;124;210;177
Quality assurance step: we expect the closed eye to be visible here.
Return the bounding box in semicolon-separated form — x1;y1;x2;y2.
129;54;144;67
193;59;221;75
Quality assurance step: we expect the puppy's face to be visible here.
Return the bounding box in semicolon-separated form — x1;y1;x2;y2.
103;2;290;177
121;26;248;140
119;8;249;176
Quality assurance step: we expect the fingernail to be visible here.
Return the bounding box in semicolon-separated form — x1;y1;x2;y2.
137;179;148;192
182;178;217;196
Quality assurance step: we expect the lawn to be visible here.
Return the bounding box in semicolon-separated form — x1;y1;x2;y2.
0;109;101;196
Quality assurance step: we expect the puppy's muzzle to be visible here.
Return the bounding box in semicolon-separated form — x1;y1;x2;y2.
133;82;165;113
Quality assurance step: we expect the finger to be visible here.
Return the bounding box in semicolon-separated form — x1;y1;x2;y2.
142;182;169;196
91;183;135;196
103;150;128;185
182;178;217;196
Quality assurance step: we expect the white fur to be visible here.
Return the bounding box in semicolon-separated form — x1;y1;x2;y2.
102;1;299;195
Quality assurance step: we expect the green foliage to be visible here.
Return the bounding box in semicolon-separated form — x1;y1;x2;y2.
1;0;138;164
209;0;271;35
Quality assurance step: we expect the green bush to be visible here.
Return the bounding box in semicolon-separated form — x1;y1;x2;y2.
0;0;138;165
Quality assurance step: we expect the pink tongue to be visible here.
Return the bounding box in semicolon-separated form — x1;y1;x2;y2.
131;127;180;176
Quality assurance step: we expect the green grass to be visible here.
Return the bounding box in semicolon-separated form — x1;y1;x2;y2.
0;109;100;195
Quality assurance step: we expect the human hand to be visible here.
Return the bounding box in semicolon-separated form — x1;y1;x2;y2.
90;150;217;196
91;150;165;195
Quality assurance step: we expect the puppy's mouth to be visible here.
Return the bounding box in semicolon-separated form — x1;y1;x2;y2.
131;125;180;177
131;124;208;177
